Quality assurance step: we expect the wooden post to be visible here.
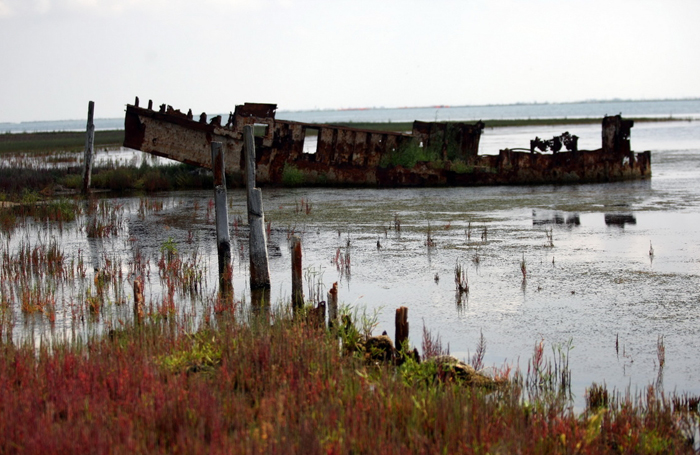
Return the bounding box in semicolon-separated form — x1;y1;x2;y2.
133;278;145;323
395;306;409;351
244;125;271;295
211;141;233;298
82;101;95;194
291;236;304;311
327;282;338;329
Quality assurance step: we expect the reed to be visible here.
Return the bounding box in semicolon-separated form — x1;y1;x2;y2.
425;223;436;248
0;306;696;454
545;226;554;247
454;260;469;295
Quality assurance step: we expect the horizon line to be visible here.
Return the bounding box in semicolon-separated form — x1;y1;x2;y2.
2;96;699;125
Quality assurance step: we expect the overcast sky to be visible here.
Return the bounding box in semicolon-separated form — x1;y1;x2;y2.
1;0;698;123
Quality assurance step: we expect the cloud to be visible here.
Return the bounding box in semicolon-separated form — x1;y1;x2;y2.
0;0;53;16
0;0;266;17
34;0;51;13
0;1;12;17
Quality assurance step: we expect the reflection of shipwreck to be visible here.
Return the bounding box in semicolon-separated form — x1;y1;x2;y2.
604;213;637;227
123;99;651;187
532;210;581;226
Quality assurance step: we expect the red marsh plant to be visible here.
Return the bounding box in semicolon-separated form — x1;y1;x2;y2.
157;238;203;298
0;307;697;454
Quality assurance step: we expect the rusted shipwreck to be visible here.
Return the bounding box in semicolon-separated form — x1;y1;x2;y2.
123;99;651;187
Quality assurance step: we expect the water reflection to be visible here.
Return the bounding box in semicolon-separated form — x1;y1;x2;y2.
604;213;637;227
532;210;580;226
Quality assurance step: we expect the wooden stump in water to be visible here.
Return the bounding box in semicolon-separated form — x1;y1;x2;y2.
244;126;271;293
291;236;304;311
327;282;338;329
211;141;233;300
395;306;409;351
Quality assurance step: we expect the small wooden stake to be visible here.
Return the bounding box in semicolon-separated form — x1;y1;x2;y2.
395;306;409;351
244;125;271;296
82;101;95;194
211;141;233;299
133;278;145;323
291;236;304;311
327;282;338;329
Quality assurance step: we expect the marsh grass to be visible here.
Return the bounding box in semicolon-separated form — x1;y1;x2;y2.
379;141;440;169
545;226;554;247
282;163;306;186
455;260;469;295
0;130;124;154
0;161;214;197
0;302;697;453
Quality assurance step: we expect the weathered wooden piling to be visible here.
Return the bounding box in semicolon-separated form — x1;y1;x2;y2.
82;101;95;194
244;126;271;296
211;141;233;297
327;282;338;329
395;306;409;350
291;236;304;311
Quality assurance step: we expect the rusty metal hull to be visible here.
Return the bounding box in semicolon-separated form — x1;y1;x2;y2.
123;101;651;187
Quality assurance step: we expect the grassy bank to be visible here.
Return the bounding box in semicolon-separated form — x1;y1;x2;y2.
0;162;216;198
0;130;124;154
0;306;697;453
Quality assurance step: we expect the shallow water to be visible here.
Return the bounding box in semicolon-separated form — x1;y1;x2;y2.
2;120;699;409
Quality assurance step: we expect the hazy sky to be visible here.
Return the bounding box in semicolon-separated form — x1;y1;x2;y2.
1;0;698;123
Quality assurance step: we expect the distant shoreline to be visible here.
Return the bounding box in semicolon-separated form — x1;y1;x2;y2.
0;116;692;154
1;97;699;131
0;130;125;154
328;116;692;133
280;96;700;114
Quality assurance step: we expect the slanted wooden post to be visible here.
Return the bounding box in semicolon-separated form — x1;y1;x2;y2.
291;236;304;311
395;306;409;351
327;282;338;329
243;126;271;300
82;101;95;194
211;141;233;297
